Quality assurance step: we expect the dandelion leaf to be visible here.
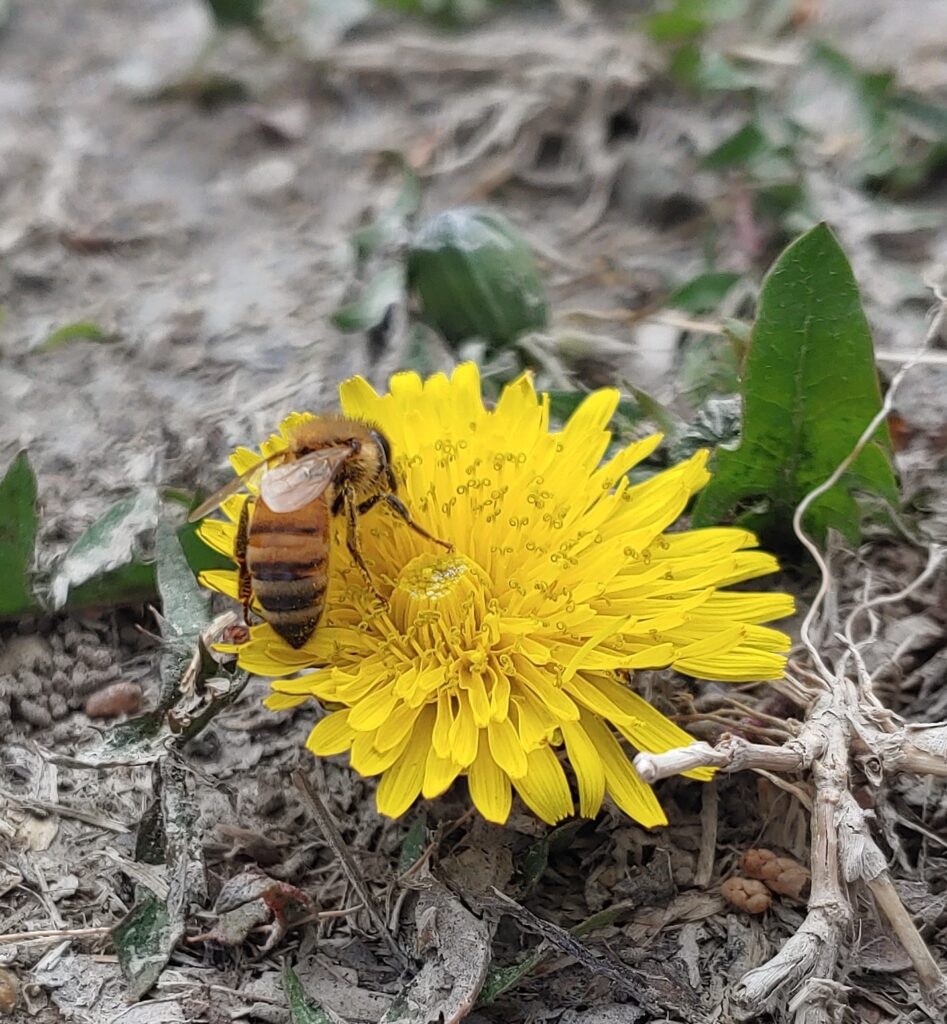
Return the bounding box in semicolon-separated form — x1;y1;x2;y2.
693;222;898;548
283;963;334;1024
0;452;38;616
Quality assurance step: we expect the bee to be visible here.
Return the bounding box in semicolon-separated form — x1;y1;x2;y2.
189;416;450;649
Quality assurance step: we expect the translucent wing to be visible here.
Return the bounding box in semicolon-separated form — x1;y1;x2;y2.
188;452;285;522
259;446;353;513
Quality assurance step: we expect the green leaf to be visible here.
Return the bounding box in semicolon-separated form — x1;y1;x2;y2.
0;452;39;616
643;0;748;42
702;123;768;170
671;395;742;462
50;490;159;610
478;948;547;1005
667;271;742;313
693;223;898;548
546;390;644;428
332;264;406;333
165;490;235;576
40;321;113;351
156;520;211;640
177;521;234;576
677;332;743;402
113;760;206;1001
397;819;427;873
113;894;177;1002
351;156;421;265
515;819;585;898
204;0;265;30
64;562;158;612
283;963;333;1024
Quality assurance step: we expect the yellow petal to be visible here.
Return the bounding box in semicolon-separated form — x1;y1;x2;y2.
448;698;479;767
338;375;381;419
347;685;399;732
376;707;434;817
579;711;666;828
350;730;411;776
263;692;309;711
487;717;528;779
198;569;239;600
422;748;462;799
512;746;574;825
306;710;355;756
467;741;512;824
198;520;237;558
560;719;605;818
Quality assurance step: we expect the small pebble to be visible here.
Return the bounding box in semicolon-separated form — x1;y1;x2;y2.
84;682;143;719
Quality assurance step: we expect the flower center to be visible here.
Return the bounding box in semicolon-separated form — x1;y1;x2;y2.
389;552;489;631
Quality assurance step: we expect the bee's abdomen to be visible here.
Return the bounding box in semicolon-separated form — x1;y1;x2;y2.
246;502;329;649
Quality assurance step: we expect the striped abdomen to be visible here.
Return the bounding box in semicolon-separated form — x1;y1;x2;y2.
245;496;330;649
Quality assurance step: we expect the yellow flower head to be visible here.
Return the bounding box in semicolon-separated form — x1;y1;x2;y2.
198;364;793;826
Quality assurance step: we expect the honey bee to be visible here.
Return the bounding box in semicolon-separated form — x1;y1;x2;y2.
189;416;449;648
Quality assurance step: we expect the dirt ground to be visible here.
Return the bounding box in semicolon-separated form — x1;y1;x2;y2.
3;1;947;1022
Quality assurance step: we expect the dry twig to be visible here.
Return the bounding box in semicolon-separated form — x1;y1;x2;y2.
636;293;947;1018
293;768;408;968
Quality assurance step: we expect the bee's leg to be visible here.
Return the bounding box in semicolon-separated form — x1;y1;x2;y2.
234;498;255;626
343;487;385;601
371;493;453;552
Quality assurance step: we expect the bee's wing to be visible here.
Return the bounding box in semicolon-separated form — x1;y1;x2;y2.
259;445;353;513
188;452;284;522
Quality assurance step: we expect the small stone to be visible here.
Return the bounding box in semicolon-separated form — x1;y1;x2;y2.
48;694;69;721
250;100;310;143
15;698;52;729
84;682;144;719
243;157;297;200
77;643;113;670
0;634;52;674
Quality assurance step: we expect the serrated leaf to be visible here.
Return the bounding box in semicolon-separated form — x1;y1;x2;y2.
332;264;405;333
283;963;333;1024
50;489;159;610
693;223;898;548
0;452;39;616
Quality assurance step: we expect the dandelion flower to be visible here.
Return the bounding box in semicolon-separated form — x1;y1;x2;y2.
198;364;793;826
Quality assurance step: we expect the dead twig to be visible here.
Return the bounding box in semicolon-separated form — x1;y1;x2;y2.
293;769;408;968
0;925;112;945
638;292;947;1016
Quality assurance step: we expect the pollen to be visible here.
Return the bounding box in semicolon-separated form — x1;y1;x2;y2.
198;363;795;827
